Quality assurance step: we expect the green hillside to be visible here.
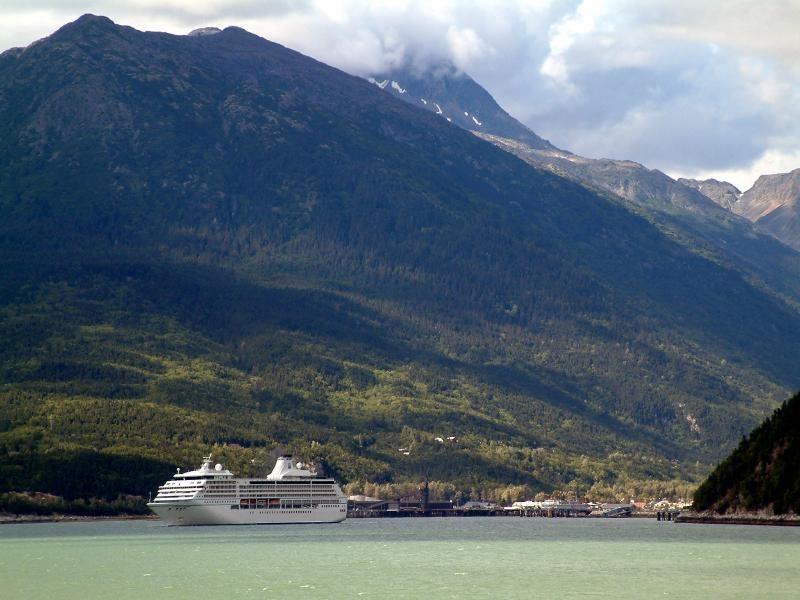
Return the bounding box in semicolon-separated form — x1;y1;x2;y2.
1;16;798;508
694;392;800;515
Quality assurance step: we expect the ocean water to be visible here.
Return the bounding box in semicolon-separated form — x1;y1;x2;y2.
1;517;798;599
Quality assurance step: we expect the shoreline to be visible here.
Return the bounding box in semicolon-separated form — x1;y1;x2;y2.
675;512;800;526
7;511;798;527
2;511;662;524
0;513;158;525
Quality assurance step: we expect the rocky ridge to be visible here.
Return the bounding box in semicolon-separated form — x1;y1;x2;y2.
678;178;742;211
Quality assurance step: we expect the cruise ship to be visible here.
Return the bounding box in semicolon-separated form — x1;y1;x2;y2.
147;454;347;525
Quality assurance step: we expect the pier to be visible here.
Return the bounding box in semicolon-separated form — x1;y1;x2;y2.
347;498;606;519
346;493;689;520
347;499;472;518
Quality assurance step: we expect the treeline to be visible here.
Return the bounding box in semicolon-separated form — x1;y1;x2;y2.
344;477;696;505
0;492;148;516
0;447;174;501
693;392;800;515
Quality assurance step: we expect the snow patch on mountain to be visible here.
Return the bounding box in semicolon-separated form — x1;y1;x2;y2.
471;116;482;126
367;77;389;90
187;27;221;36
390;81;406;94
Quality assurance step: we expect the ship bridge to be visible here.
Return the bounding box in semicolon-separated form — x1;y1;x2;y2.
267;455;317;480
174;455;234;479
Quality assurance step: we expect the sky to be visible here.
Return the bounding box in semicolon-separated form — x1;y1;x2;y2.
3;0;799;190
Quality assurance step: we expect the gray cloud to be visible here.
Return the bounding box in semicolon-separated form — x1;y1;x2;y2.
2;1;798;190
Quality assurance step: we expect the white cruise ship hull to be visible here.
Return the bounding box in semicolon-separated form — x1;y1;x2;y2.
148;454;348;526
148;501;347;526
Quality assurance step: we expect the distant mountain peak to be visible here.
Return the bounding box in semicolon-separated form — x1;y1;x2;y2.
733;168;800;250
1;13;118;59
45;13;132;47
678;178;742;211
367;61;554;150
56;13;116;34
72;13;114;26
751;167;800;188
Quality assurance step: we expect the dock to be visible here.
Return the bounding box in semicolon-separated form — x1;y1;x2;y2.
347;499;610;518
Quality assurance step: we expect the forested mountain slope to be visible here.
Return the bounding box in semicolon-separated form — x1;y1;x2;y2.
1;16;799;503
694;392;800;515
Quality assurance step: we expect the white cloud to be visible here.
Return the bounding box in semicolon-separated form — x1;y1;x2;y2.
446;25;492;67
674;150;800;193
1;0;798;189
540;0;605;91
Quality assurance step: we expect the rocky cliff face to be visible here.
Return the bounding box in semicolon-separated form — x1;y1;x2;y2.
733;170;800;250
678;178;742;211
682;171;800;252
480;133;723;215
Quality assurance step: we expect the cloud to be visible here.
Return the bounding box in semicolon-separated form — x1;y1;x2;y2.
481;0;800;190
1;1;798;190
674;149;800;193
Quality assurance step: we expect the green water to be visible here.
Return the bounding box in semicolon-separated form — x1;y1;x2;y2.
1;518;798;599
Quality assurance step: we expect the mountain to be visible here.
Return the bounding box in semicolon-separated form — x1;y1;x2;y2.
733;170;800;251
693;392;800;515
678;178;741;211
479;134;723;215
2;16;800;504
366;63;553;150
370;63;719;213
684;171;800;253
370;64;800;315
